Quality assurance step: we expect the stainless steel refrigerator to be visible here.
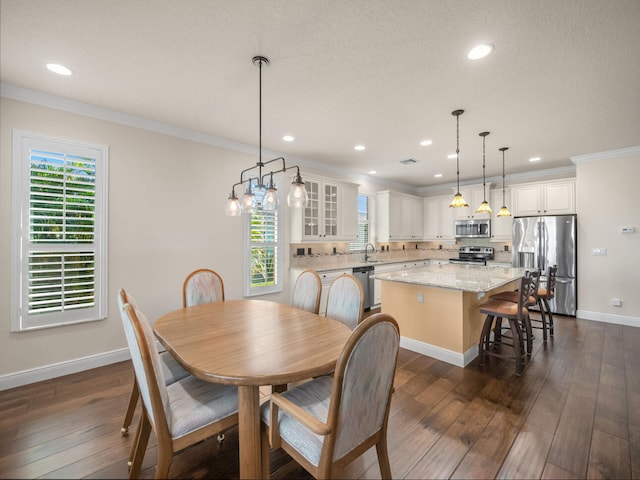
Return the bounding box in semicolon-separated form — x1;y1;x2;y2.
512;214;577;316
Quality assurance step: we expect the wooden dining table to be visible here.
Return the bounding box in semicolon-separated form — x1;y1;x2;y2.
153;299;352;479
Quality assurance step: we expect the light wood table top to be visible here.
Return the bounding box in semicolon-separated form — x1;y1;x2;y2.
154;299;352;479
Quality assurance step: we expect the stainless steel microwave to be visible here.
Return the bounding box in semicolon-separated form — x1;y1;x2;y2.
455;219;491;238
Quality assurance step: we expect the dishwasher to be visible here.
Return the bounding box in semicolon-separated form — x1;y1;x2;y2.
352;265;374;311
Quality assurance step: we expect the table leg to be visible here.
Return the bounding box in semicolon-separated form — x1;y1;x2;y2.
238;385;262;479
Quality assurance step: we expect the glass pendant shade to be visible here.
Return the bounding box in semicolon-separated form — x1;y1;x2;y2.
497;205;512;217
225;192;242;216
263;187;279;211
450;193;468;208
287;180;309;207
476;200;492;214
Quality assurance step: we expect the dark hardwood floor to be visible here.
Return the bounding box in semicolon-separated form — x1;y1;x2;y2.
1;312;638;479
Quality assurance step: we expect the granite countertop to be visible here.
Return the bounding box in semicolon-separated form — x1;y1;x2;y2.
371;263;526;293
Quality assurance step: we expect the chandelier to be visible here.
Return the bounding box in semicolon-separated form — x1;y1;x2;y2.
225;56;308;216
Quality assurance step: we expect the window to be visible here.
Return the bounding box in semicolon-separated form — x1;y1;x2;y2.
244;204;283;296
349;194;370;251
11;131;108;331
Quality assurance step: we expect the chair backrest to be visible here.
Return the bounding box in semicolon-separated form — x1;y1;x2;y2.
325;274;364;330
517;274;534;321
182;268;225;307
323;313;400;465
292;269;322;314
545;265;558;299
118;289;172;439
526;269;541;306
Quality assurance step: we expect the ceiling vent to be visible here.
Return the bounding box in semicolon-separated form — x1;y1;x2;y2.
400;158;418;165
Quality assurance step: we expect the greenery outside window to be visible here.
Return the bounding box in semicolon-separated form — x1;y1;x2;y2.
11;131;108;331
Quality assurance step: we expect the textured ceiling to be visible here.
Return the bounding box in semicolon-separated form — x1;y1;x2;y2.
2;0;639;188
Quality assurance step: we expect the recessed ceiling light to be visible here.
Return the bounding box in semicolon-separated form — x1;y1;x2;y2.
420;139;433;146
529;156;541;162
282;135;294;142
46;63;73;76
467;44;494;60
447;153;457;159
354;145;366;151
434;173;443;178
368;170;377;175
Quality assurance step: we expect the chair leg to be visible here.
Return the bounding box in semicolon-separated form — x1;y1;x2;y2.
154;447;173;480
121;378;140;435
261;421;271;479
129;414;151;479
543;298;555;336
376;436;392;480
508;318;524;376
479;314;494;365
128;415;143;469
537;298;548;342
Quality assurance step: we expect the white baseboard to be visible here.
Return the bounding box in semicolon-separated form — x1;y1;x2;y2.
0;348;131;391
577;310;640;328
400;336;478;367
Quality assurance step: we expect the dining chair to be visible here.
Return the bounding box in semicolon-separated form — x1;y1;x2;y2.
119;292;239;479
119;290;189;436
260;313;400;479
325;274;364;330
182;268;225;307
292;269;322;314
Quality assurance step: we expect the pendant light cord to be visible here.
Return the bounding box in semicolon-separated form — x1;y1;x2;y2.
456;113;460;193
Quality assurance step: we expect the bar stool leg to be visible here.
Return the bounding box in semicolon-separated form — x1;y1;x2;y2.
543;297;554;336
508;318;524;375
479;314;495;365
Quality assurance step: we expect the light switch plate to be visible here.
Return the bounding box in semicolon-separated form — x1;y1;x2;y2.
592;248;607;256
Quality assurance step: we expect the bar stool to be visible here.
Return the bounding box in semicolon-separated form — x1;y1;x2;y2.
478;274;533;376
490;269;540;349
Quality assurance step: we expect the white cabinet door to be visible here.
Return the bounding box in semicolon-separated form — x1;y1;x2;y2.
339;184;358;241
512;179;575;216
301;177;359;241
423;195;455;241
490;189;513;242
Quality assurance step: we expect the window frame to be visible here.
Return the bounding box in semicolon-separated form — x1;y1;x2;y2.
10;130;109;331
243;185;284;297
349;194;371;251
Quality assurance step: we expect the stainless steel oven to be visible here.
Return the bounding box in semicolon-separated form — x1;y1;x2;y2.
455;219;491;238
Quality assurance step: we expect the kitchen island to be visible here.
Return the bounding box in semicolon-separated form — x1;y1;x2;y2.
372;263;526;367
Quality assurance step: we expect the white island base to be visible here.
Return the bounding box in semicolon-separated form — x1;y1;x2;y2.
380;276;520;367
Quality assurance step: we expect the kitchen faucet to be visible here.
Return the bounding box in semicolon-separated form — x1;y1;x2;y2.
364;243;375;262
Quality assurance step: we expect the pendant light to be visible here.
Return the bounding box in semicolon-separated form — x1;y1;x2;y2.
225;56;308;216
449;109;468;208
476;131;492;214
497;147;512;217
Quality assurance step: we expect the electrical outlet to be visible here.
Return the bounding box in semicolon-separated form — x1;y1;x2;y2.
612;298;622;307
417;293;424;303
592;247;607;256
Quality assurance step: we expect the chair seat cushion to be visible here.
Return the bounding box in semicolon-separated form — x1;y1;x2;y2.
261;375;333;467
479;299;528;318
167;376;238;439
159;351;190;385
538;287;554;299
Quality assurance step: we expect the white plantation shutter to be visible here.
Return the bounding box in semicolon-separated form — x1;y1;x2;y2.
349;194;370;251
11;131;108;331
244;193;283;296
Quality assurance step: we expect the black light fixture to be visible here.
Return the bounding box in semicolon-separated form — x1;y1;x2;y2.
225;56;308;216
476;131;492;214
449;109;468;208
497;147;512;217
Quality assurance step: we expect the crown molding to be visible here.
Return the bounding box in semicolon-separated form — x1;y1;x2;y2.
570;146;640;163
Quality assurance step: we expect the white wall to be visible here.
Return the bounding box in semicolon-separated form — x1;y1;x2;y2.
0;97;292;381
574;152;640;325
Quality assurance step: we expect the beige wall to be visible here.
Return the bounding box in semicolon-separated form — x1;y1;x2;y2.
0;98;292;377
575;154;640;323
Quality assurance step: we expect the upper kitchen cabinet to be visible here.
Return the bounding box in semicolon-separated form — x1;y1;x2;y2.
511;179;575;217
490;188;513;242
377;191;424;241
291;176;359;242
423;195;455;241
452;184;494;220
